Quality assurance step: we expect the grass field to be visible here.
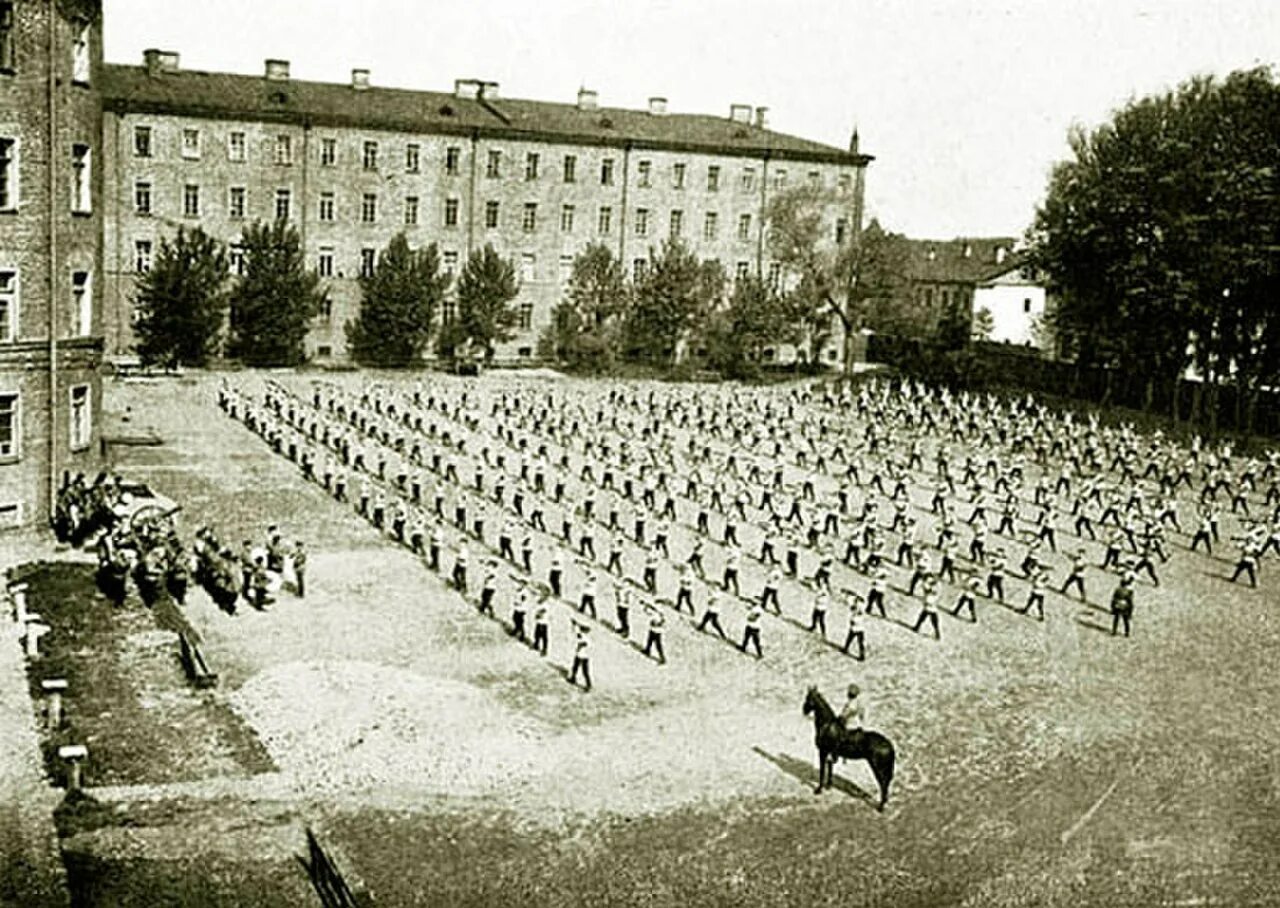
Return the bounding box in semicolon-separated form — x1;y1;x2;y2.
70;369;1280;907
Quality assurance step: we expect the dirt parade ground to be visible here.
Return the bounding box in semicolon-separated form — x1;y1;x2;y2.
72;369;1280;907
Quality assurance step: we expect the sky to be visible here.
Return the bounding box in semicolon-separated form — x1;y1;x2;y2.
104;0;1279;240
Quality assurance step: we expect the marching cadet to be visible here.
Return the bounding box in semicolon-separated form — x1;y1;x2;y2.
986;549;1007;603
642;551;660;595
911;583;941;638
1020;570;1047;620
697;590;727;638
452;545;470;594
866;568;889;617
687;538;706;578
675;565;695;614
841;591;866;658
1060;548;1088;600
499;519;516;562
606;534;625;576
548;550;565;598
520;533;535;574
479;563;497;616
428;526;442;573
569;622;593;690
579;571;598;619
510;587;529;641
950;572;982;622
292;540;307;597
809;590;830;637
614;586;632;637
740;603;764;658
532;598;550;655
643;605;667;664
723;548;741;597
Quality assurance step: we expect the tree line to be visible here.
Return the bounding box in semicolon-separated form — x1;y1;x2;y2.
1027;66;1280;434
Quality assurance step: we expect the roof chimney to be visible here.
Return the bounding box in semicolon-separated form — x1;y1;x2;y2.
264;59;290;81
577;87;598;111
143;49;179;75
754;106;769;129
849;126;860;155
351;68;370;90
648;96;668;116
729;103;752;124
454;78;482;100
479;80;499;100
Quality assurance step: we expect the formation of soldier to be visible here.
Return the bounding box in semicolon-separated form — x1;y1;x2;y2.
215;373;1278;691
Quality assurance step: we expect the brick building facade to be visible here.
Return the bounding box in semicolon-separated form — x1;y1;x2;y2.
0;0;105;530
100;56;869;363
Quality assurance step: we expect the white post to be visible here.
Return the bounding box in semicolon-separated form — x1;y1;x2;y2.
57;744;87;791
42;679;68;730
23;619;49;659
9;583;29;624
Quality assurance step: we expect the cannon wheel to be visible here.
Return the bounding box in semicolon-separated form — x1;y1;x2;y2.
128;503;173;537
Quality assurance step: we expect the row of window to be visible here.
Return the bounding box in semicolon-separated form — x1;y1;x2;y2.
134;181;801;242
129;125;852;192
0;3;92;81
0;138;94;214
0;386;92;462
0;267;93;342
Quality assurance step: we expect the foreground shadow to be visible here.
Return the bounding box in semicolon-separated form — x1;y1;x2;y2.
751;746;877;804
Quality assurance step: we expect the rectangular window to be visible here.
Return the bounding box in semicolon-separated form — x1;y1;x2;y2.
69;385;90;450
669;209;683;238
444;197;459;227
0;2;15;72
773;169;787;190
520;253;536;282
601;158;615;186
71;144;91;213
320;137;336;166
563;154;577;183
558;255;574;284
0;392;17;459
318;247;334;277
228;131;245;162
275;188;291;221
181;128;201;160
525;152;539;181
229;186;246;219
443;251;458;279
738;213;752;241
72;270;91;336
637;160;651;188
598;206;612;235
707;165;721;192
635;208;649;237
522;202;537;233
485;200;500;229
0;269;15;342
633;258;647;281
404;196;419;226
228;244;245;276
405;143;420;173
134;240;152;274
703;211;718;240
445;146;461;175
133;126;152;158
486;149;501;179
134;181;151;215
274;134;292;166
318;191;335;222
72;21;91;83
360;248;376;278
560;204;575;233
363;140;378;170
767;261;782;288
835;217;848;245
442;300;457;325
673;162;686;189
361;193;377;224
183;184;200;218
741;167;756;191
838;173;852;192
517;302;534;330
0;137;14;210
736;261;750;280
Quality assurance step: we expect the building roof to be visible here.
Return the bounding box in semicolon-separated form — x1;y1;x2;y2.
904;237;1020;284
101;63;871;167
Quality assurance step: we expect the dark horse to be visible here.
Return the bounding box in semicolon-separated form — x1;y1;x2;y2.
803;686;896;810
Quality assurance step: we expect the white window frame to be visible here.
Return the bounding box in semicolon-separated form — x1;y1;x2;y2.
134;180;152;215
362;140;379;171
320;137;337;166
404;195;419;226
275;188;291;222
361;192;377;224
318;192;335;223
0;136;19;212
133;125;152;158
182;183;200;218
317;247;334;278
228;186;246;220
71;144;91;212
406;143;420;174
72;20;91;84
227;131;246;162
72;270;91;337
134;240;152;274
0;390;19;461
274;134;292;166
0;267;17;342
181;128;201;160
69;384;90;451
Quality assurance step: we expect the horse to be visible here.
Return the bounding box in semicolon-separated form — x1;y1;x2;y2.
802;686;896;810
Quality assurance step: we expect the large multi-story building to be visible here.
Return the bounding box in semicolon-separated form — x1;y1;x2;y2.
0;0;104;531
100;53;870;363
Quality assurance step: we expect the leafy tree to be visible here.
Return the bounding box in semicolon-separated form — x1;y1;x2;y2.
703;274;797;379
1027;67;1280;427
767;185;912;373
227;220;326;366
441;243;519;360
347;233;449;367
971;306;994;341
624;238;725;365
540;243;629;372
132;227;228;368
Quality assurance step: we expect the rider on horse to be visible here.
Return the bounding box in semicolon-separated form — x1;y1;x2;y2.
838;683;865;734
